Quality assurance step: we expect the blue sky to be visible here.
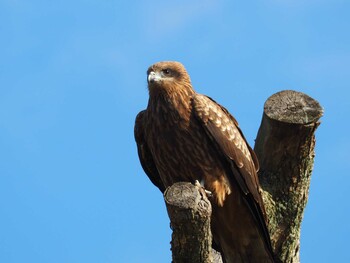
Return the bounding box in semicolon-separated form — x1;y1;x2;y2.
1;0;349;262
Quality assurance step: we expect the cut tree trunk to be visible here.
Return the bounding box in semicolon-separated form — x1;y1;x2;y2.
164;90;323;263
254;90;323;262
164;182;214;263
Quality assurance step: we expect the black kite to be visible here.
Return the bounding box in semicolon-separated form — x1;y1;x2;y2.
134;61;275;263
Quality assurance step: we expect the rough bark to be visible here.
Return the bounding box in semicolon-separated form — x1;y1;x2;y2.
164;90;323;263
254;90;323;262
164;182;214;263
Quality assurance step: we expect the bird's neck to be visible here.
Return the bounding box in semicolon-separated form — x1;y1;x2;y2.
148;86;194;126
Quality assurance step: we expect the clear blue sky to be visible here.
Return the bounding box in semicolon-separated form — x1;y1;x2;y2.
1;1;349;262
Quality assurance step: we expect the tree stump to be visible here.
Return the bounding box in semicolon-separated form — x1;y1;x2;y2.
164;182;214;263
254;90;323;262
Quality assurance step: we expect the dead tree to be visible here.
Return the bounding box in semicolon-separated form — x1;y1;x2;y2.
164;90;323;263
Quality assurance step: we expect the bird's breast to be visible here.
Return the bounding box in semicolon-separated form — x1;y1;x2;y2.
146;115;221;188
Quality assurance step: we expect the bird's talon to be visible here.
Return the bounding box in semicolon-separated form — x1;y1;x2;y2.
205;189;213;196
194;180;212;197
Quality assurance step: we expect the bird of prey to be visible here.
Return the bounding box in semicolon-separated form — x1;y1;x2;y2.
134;61;275;263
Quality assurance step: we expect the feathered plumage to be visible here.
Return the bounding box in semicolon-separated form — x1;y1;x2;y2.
134;61;275;263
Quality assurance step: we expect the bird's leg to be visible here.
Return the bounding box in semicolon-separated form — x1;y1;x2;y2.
194;180;213;197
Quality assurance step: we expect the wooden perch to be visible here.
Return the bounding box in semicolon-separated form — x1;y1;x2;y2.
164;182;215;263
163;90;323;263
254;90;323;262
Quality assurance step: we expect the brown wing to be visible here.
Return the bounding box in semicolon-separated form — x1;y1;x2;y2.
134;111;166;193
193;94;273;256
193;94;262;203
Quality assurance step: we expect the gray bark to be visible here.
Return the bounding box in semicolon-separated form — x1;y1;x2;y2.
254;90;323;262
164;182;214;263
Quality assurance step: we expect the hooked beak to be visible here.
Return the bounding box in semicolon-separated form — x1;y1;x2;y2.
148;71;162;84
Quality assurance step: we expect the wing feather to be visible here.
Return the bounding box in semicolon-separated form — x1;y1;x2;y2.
193;94;274;258
134;111;165;193
193;94;262;205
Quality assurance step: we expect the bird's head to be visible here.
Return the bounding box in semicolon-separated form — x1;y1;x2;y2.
147;61;193;96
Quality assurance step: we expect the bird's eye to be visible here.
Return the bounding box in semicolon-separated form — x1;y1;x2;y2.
162;69;171;75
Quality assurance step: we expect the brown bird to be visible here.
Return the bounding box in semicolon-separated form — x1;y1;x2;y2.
134;61;275;263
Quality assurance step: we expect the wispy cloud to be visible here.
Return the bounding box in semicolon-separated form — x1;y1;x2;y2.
142;0;222;40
